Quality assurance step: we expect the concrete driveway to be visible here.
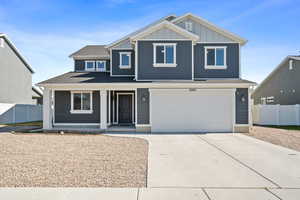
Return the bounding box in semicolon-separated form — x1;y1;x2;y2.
1;133;300;200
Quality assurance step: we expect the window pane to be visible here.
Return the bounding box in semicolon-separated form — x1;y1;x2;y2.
97;61;105;71
165;45;174;64
207;49;215;65
73;93;81;110
121;54;129;66
82;93;91;110
216;48;225;66
155;46;164;64
86;61;94;69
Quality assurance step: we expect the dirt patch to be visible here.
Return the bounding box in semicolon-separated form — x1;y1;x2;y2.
244;126;300;152
0;133;148;187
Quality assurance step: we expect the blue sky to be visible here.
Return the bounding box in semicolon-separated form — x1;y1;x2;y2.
1;0;299;84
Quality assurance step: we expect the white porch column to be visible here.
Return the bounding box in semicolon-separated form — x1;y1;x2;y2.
100;89;107;129
43;88;52;129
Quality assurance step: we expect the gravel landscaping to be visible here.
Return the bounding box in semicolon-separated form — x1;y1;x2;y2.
244;126;300;152
0;133;148;187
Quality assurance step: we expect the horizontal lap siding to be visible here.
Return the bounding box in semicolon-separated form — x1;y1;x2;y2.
137;88;150;124
137;41;192;80
74;60;110;72
194;43;239;78
111;49;135;76
54;91;100;123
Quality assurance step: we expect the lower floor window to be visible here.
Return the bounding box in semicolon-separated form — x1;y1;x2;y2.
71;91;93;113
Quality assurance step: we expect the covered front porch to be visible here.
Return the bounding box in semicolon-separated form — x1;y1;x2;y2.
43;88;139;132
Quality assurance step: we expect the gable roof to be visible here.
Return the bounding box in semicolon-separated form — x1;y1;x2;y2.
69;45;109;59
130;20;199;41
0;33;34;73
252;56;300;95
105;14;177;49
171;13;247;45
32;86;43;97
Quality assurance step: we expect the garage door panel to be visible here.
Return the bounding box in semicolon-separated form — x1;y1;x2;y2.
150;89;234;132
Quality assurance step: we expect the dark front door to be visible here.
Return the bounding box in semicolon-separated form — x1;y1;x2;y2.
118;94;133;124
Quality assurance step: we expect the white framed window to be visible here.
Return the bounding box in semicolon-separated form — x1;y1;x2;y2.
185;21;193;32
119;52;131;69
96;61;106;72
70;91;93;114
85;61;95;71
266;96;274;103
153;43;177;67
0;38;4;48
261;97;266;105
204;46;227;69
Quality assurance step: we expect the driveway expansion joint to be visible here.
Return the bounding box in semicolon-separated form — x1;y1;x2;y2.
197;135;282;188
265;188;283;200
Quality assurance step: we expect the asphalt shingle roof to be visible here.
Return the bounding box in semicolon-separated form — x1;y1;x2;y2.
69;45;109;59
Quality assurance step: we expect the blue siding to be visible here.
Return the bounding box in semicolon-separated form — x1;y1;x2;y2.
236;88;248;124
137;88;149;124
111;49;135;76
194;43;239;78
137;41;192;80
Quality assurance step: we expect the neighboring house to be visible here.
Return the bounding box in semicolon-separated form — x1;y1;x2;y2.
0;33;34;104
38;13;255;133
252;56;300;105
32;86;43;105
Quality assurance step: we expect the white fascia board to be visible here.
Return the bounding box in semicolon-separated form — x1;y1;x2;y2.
172;13;247;45
105;15;177;49
0;34;34;73
37;82;255;90
130;21;199;42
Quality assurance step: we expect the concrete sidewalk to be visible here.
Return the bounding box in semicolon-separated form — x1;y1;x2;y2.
1;188;300;200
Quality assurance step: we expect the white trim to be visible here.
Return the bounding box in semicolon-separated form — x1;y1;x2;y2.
171;13;247;45
110;75;135;77
110;48;113;76
70;91;93;114
239;43;241;78
112;91;115;123
130;21;199;42
96;60;106;72
248;89;252;127
116;93;134;124
119;52;132;69
111;48;133;50
135;41;138;80
105;15;177;49
185;21;193;32
52;89;55;126
136;39;192;41
234;124;250;127
135;124;151;127
100;89;107;129
197;42;239;44
108;90;111;124
192;44;194;80
153;43;177;67
85;61;95;71
0;38;4;48
135;88;137;124
232;89;236;132
204;46;227;69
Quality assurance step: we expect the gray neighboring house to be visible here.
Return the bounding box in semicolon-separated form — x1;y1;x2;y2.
38;13;256;133
252;56;300;105
0;33;34;104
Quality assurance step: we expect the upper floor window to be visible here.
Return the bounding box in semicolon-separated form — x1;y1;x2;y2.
70;91;93;114
85;60;106;72
204;46;227;69
185;21;193;32
96;61;106;72
85;61;95;71
119;52;131;69
153;43;177;67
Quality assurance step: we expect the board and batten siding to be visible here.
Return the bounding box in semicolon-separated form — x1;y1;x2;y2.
236;88;248;124
253;59;300;105
54;91;100;123
137;40;192;80
176;18;235;43
74;59;110;72
194;43;239;79
137;88;150;124
111;49;135;76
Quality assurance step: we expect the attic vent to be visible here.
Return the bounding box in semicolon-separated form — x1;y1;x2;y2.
185;21;193;32
0;38;4;48
289;60;293;70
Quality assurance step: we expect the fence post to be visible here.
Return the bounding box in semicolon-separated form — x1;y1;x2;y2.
295;104;300;125
276;104;280;126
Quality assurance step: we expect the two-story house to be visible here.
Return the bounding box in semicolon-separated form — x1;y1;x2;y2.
38;13;255;133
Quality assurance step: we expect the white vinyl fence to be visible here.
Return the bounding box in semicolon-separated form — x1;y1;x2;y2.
253;104;300;125
0;103;42;124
